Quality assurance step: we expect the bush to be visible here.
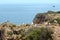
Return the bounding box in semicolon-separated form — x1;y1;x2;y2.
57;11;60;13
49;20;54;23
49;18;60;24
24;27;53;40
55;18;60;24
7;31;13;35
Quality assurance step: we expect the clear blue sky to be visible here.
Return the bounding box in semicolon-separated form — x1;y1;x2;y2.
0;0;60;4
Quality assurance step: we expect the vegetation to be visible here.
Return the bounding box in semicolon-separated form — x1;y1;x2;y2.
49;18;60;24
55;18;60;24
7;31;13;35
24;27;53;40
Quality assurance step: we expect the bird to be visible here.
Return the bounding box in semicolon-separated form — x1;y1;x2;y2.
53;5;55;7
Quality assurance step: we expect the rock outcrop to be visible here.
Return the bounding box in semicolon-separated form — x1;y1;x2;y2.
33;11;60;24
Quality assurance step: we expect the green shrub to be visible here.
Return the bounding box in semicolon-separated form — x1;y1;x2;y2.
9;25;16;29
49;18;60;24
49;20;54;23
55;18;60;24
7;31;13;35
26;24;30;26
24;27;53;40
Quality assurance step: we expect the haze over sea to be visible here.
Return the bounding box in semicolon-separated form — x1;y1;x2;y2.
0;4;60;24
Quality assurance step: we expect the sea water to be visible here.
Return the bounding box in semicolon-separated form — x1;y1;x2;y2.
0;4;60;24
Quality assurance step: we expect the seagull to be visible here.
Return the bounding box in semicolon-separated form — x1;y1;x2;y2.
53;5;55;7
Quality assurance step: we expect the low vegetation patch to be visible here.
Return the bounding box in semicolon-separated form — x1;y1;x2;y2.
23;27;53;40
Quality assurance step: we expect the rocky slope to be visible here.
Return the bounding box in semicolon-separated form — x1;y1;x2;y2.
33;11;60;24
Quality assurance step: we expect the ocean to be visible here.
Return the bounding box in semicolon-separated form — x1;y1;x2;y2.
0;4;60;24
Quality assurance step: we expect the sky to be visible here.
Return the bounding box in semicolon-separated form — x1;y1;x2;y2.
0;0;60;4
